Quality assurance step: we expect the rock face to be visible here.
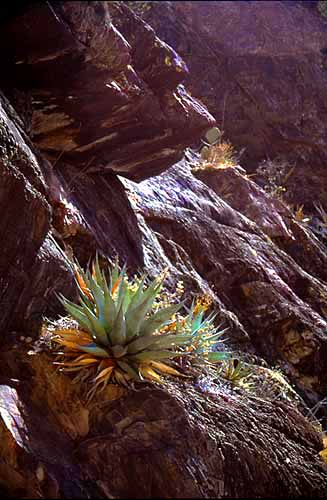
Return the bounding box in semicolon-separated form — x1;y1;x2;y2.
137;0;327;204
194;164;327;284
1;1;327;498
1;353;327;499
0;0;214;331
122;160;327;404
0;1;214;181
0;92;75;335
78;381;327;498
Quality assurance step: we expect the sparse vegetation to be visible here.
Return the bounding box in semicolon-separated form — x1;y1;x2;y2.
123;1;154;16
192;141;239;173
281;202;312;226
256;156;295;199
315;202;327;225
190;126;245;173
292;204;311;224
286;201;327;241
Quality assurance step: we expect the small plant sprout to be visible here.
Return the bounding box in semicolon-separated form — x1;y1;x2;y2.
256;157;295;200
219;358;252;386
293;204;311;224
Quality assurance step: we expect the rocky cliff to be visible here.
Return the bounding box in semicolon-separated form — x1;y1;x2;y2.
138;0;327;207
1;1;327;498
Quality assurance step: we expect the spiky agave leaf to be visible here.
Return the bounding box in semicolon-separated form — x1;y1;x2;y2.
126;332;187;354
125;276;163;338
131;349;190;362
91;254;105;287
102;274;117;333
220;358;252;383
58;295;92;334
109;258;121;293
140;302;184;337
116;360;140;381
149;360;188;377
110;301;126;346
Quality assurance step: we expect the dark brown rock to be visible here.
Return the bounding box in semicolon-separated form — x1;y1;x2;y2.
0;378;98;498
53;164;144;270
0;1;215;182
122;161;327;402
194;164;327;284
138;0;327;198
78;380;327;498
1;358;326;499
0;93;75;336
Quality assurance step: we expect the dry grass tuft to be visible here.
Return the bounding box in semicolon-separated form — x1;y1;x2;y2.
192;141;239;173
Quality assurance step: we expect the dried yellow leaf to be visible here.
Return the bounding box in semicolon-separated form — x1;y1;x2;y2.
140;365;162;382
150;361;185;377
94;366;114;382
53;340;83;350
55;358;98;367
319;447;327;464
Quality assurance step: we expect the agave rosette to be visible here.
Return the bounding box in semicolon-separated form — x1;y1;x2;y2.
52;256;229;398
220;358;252;385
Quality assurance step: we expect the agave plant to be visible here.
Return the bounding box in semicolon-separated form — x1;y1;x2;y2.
220;358;252;385
52;256;229;399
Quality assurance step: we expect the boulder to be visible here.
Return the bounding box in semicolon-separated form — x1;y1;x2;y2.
0;1;215;181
